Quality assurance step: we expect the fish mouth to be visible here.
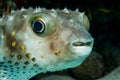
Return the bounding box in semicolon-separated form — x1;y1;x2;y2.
71;38;94;48
72;41;92;46
69;39;94;56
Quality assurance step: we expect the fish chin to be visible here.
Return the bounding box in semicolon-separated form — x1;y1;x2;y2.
43;47;93;72
45;54;88;72
70;46;92;56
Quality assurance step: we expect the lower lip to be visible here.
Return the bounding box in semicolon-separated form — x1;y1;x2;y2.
69;45;92;56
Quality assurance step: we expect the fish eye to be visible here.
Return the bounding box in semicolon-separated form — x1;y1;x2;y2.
31;20;46;34
30;13;56;36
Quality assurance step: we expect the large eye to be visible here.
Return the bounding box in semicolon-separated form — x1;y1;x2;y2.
31;20;45;34
30;13;56;36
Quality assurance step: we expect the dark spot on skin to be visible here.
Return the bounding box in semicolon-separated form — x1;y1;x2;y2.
24;61;29;65
8;75;11;76
4;65;8;68
23;66;26;68
10;65;13;67
54;50;61;55
15;62;19;66
3;72;7;74
17;67;20;69
2;76;5;78
19;44;26;51
10;52;14;57
26;53;31;58
32;58;36;62
1;62;4;64
23;72;25;73
33;64;39;67
17;55;22;59
8;60;12;64
3;69;7;71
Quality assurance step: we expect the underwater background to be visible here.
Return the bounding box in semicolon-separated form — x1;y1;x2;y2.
0;0;120;80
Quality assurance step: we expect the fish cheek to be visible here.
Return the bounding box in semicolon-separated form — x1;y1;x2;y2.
49;37;67;56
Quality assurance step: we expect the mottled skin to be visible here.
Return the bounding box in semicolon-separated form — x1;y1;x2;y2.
0;8;93;80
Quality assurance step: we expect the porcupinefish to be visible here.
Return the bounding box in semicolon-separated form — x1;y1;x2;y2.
0;8;94;80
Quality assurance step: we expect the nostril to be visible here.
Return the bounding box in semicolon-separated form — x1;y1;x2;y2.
72;41;93;46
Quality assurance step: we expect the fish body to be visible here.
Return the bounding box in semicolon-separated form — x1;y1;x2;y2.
0;8;94;80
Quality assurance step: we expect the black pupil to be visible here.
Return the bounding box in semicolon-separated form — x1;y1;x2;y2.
32;20;45;33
